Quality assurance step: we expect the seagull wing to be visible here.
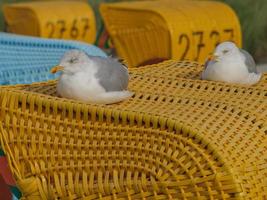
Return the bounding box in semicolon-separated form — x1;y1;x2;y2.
92;56;129;92
240;49;257;73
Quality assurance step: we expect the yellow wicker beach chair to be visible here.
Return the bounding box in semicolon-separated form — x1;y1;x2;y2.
0;60;267;199
100;0;242;67
3;1;96;43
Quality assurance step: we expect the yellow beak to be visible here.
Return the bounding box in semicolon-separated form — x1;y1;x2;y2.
50;66;64;74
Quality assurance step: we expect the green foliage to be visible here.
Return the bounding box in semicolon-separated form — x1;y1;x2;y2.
219;0;267;61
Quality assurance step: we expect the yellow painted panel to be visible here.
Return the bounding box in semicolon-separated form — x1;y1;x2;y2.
3;1;96;43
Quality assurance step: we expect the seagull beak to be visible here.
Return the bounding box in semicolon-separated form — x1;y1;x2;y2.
208;54;219;62
50;66;64;74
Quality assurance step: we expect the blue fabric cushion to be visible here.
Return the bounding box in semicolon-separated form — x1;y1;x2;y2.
0;32;107;85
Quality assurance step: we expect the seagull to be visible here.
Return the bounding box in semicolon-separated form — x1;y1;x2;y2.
50;50;134;104
201;41;262;85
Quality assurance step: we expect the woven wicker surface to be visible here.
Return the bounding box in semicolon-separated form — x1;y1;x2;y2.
0;60;266;199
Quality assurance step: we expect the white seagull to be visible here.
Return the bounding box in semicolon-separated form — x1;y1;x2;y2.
201;41;262;85
51;50;133;104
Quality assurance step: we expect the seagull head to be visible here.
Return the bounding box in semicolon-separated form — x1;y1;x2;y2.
207;41;239;62
51;50;89;74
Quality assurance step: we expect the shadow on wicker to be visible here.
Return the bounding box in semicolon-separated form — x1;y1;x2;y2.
0;60;266;199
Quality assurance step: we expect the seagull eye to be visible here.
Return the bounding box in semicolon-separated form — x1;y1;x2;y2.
69;57;78;64
223;50;229;54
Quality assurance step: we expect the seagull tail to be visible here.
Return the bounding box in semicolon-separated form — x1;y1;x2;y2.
242;73;262;85
91;91;134;104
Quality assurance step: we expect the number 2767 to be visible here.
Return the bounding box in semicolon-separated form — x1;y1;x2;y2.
46;18;90;39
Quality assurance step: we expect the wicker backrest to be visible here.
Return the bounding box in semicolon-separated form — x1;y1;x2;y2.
0;60;266;199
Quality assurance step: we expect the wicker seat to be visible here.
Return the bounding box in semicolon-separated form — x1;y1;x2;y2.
0;60;266;199
0;32;106;85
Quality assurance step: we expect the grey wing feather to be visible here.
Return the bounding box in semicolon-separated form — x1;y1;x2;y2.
240;49;257;73
92;56;129;92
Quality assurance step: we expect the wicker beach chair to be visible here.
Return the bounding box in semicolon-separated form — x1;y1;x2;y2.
100;0;242;67
0;60;266;199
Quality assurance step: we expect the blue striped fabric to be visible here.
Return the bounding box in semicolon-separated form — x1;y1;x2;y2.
0;32;107;85
12;194;18;200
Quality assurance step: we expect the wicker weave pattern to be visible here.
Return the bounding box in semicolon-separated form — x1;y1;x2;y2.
0;60;266;199
0;32;106;85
